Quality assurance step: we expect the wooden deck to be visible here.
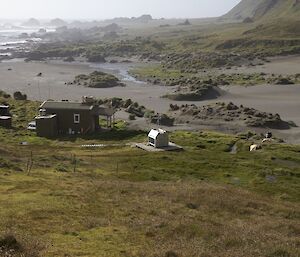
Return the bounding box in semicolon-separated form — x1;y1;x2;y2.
135;142;183;152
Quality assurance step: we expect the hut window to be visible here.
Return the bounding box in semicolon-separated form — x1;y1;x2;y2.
74;114;80;124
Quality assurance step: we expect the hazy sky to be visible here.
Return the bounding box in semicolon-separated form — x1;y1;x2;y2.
1;0;241;20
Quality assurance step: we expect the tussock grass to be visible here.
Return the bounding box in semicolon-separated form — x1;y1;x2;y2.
0;175;299;256
0;97;299;256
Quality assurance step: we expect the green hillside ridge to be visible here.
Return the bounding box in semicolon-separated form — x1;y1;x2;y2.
19;0;300;72
223;0;300;21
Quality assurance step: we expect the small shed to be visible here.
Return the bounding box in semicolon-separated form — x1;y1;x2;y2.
148;129;169;148
0;116;12;128
0;105;10;116
36;114;58;138
0;105;12;128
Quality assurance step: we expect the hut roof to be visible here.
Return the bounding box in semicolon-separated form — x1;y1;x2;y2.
0;116;11;120
36;114;57;120
148;129;167;139
40;101;95;111
40;101;115;116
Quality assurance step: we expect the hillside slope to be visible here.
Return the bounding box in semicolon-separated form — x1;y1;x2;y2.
223;0;300;21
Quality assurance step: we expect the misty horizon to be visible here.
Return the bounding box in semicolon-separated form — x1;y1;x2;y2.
0;0;241;20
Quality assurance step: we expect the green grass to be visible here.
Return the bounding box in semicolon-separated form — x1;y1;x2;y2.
1;97;300;200
2;6;300;256
1;124;300;201
0;97;300;256
131;65;300;89
0;162;299;256
130;65;188;81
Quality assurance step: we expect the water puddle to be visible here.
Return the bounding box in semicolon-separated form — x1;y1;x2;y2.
89;62;146;84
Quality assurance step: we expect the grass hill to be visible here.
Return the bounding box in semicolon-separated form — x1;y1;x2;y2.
215;0;300;56
0;95;300;257
223;0;300;21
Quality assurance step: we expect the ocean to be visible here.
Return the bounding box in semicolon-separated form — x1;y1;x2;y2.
0;27;54;55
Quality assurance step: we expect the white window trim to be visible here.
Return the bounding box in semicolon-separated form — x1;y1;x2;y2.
74;114;80;124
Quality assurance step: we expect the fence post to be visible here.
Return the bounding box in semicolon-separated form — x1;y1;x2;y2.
27;151;33;175
73;154;77;173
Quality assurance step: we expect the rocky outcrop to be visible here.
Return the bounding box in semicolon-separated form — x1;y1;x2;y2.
97;98;174;126
63;56;75;62
178;19;191;26
150;114;175;126
22;18;40;27
164;85;220;101
72;71;125;88
13;91;27;101
162;77;222;101
87;54;106;63
103;23;122;32
135;15;153;23
49;18;67;27
170;102;296;130
275;77;295;85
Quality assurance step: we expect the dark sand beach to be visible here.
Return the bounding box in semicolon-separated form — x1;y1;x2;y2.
0;57;299;143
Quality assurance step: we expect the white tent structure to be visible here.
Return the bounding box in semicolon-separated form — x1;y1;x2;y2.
148;129;169;148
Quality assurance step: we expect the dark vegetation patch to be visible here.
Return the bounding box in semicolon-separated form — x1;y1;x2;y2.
70;71;125;88
211;73;300;86
18;38;166;62
13;91;27;101
164;85;220;101
0;157;23;172
216;38;300;55
161;52;251;72
0;234;42;257
0;90;11;99
169;102;296;130
98;97;175;126
131;66;300;87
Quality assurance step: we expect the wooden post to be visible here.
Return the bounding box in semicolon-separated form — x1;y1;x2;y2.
26;159;30;174
131;161;136;174
73;154;77;173
27;151;33;175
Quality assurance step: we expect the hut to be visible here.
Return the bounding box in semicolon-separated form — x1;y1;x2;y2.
36;114;58;138
35;97;115;137
0;105;10;116
0;105;12;128
0;116;12;128
148;129;169;148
